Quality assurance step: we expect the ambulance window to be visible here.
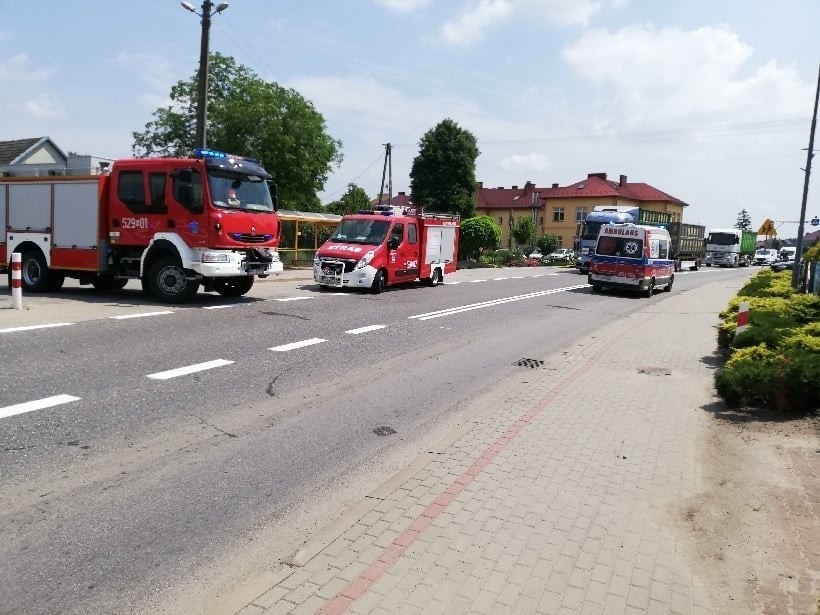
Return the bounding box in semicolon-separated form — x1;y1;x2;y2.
408;223;418;245
657;240;670;259
149;172;168;212
118;171;147;211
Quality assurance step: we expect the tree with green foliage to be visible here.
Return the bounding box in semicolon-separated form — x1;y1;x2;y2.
512;216;536;252
132;52;343;211
459;216;501;260
734;209;752;231
409;118;479;219
536;233;560;255
327;183;371;216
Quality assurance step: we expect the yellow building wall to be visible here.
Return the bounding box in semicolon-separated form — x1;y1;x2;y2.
478;196;685;252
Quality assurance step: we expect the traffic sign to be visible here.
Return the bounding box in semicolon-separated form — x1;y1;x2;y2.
811;216;819;227
757;218;776;235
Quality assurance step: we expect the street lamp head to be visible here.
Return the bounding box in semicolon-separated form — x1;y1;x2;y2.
180;1;196;12
215;2;229;12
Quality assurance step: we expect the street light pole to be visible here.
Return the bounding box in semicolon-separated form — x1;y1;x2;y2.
181;1;229;149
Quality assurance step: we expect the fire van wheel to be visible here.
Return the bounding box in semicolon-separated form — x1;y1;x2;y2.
20;250;52;293
147;255;199;303
213;276;254;297
644;278;655;298
370;270;386;294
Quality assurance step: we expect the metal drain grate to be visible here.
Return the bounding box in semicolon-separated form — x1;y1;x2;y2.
373;426;397;437
514;358;545;369
638;366;672;376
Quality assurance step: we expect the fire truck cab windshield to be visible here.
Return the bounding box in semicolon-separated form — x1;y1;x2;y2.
208;171;275;213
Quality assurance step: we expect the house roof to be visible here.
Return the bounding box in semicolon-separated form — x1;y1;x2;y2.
476;173;688;209
0;137;45;164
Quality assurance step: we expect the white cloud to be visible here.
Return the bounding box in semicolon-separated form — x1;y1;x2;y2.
24;95;64;119
499;153;553;173
442;0;611;45
561;24;810;127
373;0;433;12
0;52;55;81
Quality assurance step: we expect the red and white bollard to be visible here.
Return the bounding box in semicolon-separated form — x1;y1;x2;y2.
736;300;749;334
11;252;23;310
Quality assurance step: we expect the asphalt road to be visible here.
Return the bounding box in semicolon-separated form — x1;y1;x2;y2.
0;265;753;614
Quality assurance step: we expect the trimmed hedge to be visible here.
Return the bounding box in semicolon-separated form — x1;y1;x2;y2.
715;269;820;413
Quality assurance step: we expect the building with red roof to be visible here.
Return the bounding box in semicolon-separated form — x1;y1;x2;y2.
475;172;689;250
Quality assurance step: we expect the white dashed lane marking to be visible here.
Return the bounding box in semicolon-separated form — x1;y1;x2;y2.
345;325;386;335
0;323;75;334
275;297;315;302
269;338;327;352
109;311;174;320
0;394;81;420
146;359;235;380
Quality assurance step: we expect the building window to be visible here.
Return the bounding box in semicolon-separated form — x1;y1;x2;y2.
575;207;587;222
553;207;565;222
498;216;502;224
557;236;563;246
539;216;544;226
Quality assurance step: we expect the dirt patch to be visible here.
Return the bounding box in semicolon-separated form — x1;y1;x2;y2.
668;408;819;614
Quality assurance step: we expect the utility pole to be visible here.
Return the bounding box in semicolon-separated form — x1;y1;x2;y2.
378;143;392;206
792;63;819;289
181;1;229;149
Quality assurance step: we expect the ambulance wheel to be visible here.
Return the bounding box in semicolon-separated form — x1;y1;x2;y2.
148;255;199;303
213;276;254;297
370;270;386;294
664;275;674;292
92;275;128;291
20;250;51;292
644;278;655;297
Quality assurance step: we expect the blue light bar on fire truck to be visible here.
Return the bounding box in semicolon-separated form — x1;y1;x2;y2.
194;148;261;165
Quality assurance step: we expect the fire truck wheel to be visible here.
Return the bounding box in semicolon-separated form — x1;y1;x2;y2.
370;270;386;294
92;275;128;291
644;278;655;298
47;271;65;291
20;250;51;292
213;276;254;297
148;255;199;303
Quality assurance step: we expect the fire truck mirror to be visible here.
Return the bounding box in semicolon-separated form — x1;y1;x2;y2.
267;180;279;212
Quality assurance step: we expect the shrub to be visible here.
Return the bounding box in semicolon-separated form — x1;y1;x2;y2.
714;345;786;409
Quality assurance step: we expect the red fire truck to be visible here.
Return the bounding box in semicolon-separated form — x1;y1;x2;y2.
0;149;283;303
313;207;459;292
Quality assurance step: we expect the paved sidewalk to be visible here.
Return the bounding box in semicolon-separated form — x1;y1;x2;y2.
219;278;759;615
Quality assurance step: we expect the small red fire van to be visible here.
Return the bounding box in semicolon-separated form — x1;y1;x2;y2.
313;207;459;292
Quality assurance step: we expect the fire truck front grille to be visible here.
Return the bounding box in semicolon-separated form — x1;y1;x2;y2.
319;258;358;273
230;233;273;243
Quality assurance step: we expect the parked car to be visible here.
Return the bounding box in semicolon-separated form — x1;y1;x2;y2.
546;248;575;262
771;258;795;273
753;248;778;266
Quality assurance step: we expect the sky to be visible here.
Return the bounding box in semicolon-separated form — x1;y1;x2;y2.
1;0;818;236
